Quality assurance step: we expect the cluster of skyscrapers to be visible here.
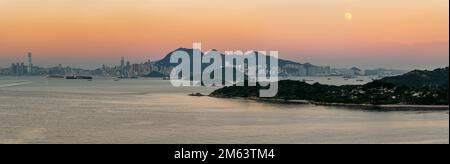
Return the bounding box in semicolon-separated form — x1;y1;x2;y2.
9;53;34;76
0;53;169;77
100;57;156;78
1;52;92;76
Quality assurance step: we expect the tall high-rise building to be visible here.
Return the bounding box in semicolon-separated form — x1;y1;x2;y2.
20;62;25;76
10;63;17;75
16;62;20;75
27;52;33;74
120;57;125;67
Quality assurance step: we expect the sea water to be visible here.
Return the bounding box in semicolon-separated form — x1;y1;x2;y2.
0;76;448;144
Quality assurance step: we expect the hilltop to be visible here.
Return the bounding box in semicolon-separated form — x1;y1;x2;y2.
151;48;328;77
368;67;449;88
210;67;449;105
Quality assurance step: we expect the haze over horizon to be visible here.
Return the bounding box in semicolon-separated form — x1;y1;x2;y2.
1;0;449;70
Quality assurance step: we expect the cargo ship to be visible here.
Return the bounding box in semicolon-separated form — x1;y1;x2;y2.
64;75;93;80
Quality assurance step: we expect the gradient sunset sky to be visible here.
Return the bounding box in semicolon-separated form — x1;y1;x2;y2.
0;0;448;69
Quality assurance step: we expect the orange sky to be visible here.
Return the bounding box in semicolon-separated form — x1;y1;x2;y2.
0;0;448;69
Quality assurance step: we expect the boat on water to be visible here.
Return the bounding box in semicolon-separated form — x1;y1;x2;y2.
65;76;77;79
46;75;65;78
356;79;364;82
76;76;93;80
343;75;357;79
65;75;93;80
123;76;139;79
189;92;205;97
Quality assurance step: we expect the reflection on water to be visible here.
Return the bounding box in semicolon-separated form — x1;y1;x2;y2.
0;76;448;144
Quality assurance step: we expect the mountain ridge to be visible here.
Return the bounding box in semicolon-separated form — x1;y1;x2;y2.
153;48;315;68
151;48;328;77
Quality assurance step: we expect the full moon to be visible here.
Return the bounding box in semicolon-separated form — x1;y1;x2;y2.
345;12;353;21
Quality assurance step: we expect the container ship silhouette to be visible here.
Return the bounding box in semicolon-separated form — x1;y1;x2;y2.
64;75;93;80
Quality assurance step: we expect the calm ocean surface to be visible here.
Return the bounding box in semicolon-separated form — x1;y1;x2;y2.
0;76;448;144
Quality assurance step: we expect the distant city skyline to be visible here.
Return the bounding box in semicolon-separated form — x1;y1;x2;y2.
1;50;411;78
0;0;448;70
0;49;447;71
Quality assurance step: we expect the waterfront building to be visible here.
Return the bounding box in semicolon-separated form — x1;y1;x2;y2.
27;52;33;74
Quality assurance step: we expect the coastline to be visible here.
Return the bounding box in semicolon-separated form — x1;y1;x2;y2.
209;95;450;111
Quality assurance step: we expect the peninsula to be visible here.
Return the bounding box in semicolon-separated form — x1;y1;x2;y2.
210;67;449;108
